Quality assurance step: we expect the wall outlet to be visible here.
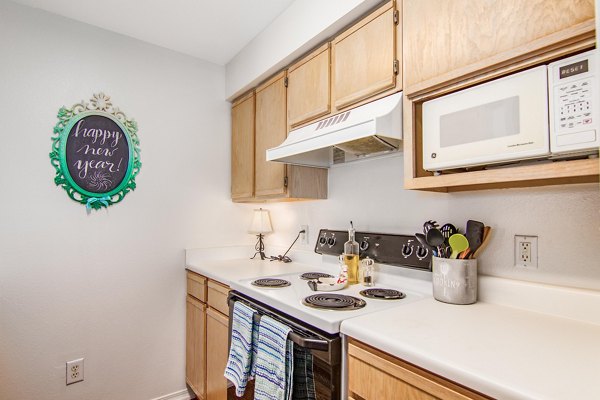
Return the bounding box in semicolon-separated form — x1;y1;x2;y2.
300;225;309;245
514;235;538;269
66;358;84;385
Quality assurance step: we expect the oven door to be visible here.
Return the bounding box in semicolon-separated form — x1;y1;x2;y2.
227;291;341;400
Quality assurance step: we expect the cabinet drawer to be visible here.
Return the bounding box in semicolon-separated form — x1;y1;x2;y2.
348;340;490;400
207;280;230;315
187;271;207;302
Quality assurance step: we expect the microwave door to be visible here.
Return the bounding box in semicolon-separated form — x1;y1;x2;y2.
422;65;550;171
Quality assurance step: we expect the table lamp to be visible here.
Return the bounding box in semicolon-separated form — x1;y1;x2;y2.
249;208;272;260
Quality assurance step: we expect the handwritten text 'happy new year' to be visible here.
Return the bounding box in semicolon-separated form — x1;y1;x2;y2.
72;119;125;180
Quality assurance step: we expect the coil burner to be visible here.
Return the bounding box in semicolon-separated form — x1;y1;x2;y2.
359;288;406;300
302;294;366;310
300;272;335;280
251;278;291;288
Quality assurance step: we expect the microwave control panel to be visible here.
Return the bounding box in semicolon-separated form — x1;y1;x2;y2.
548;49;599;156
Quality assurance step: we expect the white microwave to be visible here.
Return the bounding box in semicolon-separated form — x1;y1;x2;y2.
422;50;598;172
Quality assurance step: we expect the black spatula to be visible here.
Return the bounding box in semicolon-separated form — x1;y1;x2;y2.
464;220;485;258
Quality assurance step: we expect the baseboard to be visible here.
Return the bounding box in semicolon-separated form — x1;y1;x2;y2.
150;388;194;400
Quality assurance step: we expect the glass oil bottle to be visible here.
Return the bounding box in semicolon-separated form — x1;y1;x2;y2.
343;221;360;284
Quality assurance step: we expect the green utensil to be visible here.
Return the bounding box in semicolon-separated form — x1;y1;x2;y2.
449;234;469;259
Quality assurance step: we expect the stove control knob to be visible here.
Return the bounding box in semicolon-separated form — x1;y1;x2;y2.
327;237;336;247
416;246;428;260
318;236;327;246
401;243;413;258
359;240;370;251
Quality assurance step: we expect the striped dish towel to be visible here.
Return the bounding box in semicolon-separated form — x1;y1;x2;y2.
223;301;256;397
254;316;295;400
292;343;316;400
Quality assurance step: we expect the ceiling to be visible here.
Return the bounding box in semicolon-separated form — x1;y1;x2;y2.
11;0;295;65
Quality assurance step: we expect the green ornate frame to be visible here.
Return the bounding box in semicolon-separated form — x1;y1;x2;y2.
49;93;141;210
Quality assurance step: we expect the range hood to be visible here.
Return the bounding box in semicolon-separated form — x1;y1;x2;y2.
266;92;403;168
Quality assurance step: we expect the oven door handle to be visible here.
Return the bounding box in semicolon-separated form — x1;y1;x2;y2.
229;293;331;352
250;313;329;351
288;331;329;351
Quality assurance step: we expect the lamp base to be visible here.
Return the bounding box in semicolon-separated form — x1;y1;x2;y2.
250;233;267;260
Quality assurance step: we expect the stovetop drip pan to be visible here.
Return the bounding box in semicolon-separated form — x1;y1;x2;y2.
302;294;366;310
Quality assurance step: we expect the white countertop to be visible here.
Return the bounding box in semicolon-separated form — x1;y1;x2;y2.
186;247;600;400
185;245;326;286
341;296;600;400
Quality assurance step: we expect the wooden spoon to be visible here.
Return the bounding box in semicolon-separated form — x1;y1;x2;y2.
471;226;492;259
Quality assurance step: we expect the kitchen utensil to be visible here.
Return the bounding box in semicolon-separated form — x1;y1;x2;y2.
423;220;439;234
426;228;445;257
471;226;492;259
415;233;432;249
448;234;469;259
440;223;458;242
465;220;485;254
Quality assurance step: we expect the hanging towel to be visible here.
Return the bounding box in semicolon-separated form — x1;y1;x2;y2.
254;316;295;400
224;301;256;397
292;344;316;400
250;316;260;378
285;340;294;400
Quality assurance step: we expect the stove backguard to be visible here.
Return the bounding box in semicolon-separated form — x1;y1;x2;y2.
314;229;432;271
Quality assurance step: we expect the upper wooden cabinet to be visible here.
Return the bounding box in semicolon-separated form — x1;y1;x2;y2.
287;43;331;128
332;0;401;111
403;0;596;95
231;92;255;201
255;72;288;198
231;72;328;202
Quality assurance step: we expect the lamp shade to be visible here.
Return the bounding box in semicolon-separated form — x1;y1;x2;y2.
249;208;273;234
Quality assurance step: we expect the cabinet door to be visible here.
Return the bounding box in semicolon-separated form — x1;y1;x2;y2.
403;0;596;93
332;1;398;110
186;295;206;399
255;72;287;198
348;340;490;400
206;307;230;400
231;91;255;200
287;43;331;128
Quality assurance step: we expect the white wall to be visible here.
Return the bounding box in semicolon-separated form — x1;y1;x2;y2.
0;2;250;399
261;155;600;291
225;0;382;99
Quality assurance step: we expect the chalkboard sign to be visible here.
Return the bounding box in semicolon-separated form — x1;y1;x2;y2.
50;93;141;211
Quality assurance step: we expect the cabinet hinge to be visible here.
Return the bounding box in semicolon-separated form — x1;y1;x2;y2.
393;10;399;25
284;176;288;188
393;59;399;75
284;77;289;87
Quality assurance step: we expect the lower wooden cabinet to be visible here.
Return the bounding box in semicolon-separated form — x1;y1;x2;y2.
348;339;491;400
186;295;206;398
186;271;231;400
206;307;230;400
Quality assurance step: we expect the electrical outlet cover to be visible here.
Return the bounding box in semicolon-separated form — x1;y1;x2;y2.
66;358;84;385
514;235;538;269
300;225;309;245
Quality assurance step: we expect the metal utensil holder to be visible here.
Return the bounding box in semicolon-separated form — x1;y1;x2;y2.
432;257;477;305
